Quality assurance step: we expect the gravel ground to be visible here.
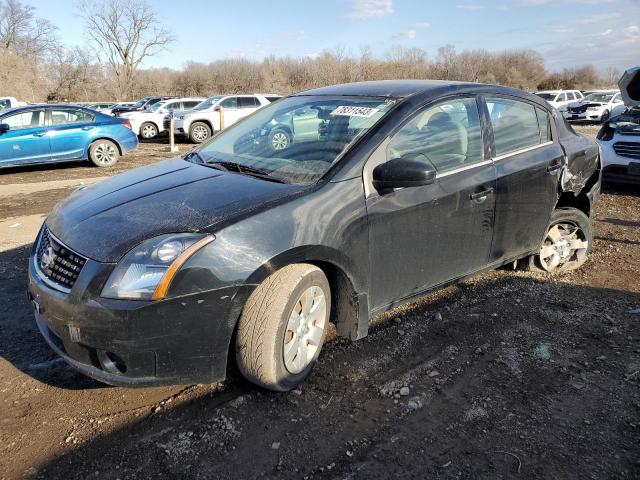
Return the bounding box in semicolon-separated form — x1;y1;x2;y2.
0;126;639;479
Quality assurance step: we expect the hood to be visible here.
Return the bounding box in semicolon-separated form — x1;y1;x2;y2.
619;66;640;107
46;158;305;263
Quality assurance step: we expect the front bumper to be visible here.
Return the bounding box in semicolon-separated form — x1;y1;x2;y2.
27;254;240;387
599;138;640;184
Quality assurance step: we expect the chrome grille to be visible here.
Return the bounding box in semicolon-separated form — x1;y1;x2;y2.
35;227;87;292
613;142;640;160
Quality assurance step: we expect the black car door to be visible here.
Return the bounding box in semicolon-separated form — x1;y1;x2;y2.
484;96;564;262
365;96;497;311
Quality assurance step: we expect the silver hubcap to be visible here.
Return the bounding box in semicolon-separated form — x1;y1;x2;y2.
141;124;157;138
192;125;208;142
539;223;588;272
283;286;327;374
93;143;117;165
271;132;289;150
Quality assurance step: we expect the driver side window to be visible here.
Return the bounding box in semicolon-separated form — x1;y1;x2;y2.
387;97;483;173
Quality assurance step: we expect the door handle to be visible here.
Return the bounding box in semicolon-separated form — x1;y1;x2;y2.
470;187;494;202
33;132;46;137
547;159;562;172
81;126;95;131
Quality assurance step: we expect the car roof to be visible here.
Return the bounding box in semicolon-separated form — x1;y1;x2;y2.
296;80;479;98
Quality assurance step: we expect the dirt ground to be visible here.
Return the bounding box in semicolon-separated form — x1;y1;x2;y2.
1;127;639;480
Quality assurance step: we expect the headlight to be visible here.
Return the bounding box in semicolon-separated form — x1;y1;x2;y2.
102;233;214;300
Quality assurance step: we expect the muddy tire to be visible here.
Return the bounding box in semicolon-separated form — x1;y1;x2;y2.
189;122;212;143
235;264;330;391
89;139;120;167
527;207;592;273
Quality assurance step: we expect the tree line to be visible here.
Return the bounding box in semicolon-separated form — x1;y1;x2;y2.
0;0;622;103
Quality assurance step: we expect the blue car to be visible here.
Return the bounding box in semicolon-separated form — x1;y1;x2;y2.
0;105;138;169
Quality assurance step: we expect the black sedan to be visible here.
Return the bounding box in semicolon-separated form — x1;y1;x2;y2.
28;81;601;391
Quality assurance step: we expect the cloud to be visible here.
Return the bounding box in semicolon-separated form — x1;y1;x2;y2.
394;22;431;40
346;0;394;19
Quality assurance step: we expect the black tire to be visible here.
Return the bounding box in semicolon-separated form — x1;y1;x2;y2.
527;207;592;273
601;110;610;123
235;264;331;391
189;122;212;143
269;128;291;151
139;122;158;139
88;139;120;167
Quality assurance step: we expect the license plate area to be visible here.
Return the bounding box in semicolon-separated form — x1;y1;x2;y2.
629;163;640;176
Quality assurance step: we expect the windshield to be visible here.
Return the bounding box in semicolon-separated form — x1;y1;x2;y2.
147;102;166;112
584;93;615;103
536;93;556;101
191;95;396;185
194;96;223;111
131;99;147;108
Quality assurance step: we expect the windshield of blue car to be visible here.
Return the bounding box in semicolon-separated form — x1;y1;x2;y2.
194;96;223;111
584;93;615;103
191;95;397;185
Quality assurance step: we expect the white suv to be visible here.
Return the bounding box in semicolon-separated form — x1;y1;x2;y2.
169;94;281;143
122;98;205;139
535;90;584;112
566;90;626;123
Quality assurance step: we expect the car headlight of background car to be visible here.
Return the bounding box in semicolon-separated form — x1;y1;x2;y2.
102;233;214;300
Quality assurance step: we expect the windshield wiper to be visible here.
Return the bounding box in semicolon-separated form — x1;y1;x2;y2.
183;151;205;164
206;161;289;183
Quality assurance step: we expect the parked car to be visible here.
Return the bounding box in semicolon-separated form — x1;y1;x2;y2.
28;81;600;391
535;90;584;112
0;105;137;168
168;94;281;143
565;90;625;123
0;97;27;111
88;103;117;115
111;96;176;117
597;66;640;183
121;97;205;139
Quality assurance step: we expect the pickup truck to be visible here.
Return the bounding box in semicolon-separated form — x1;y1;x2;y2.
0;97;27;111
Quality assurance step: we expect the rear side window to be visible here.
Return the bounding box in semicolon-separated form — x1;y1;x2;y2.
2;110;45;129
536;107;552;143
182;101;200;109
266;96;281;103
388;97;484;173
50;110;94;125
238;97;260;108
486;98;542;157
567;92;575;100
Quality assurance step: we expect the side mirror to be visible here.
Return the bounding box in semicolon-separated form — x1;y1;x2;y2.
0;123;9;133
373;157;436;191
213;106;220;112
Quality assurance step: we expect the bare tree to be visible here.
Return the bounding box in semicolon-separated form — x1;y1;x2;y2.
78;0;174;100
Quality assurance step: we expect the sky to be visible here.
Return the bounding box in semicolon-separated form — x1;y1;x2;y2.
29;0;640;72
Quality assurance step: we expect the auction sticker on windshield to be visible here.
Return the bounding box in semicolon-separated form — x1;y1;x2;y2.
331;106;379;117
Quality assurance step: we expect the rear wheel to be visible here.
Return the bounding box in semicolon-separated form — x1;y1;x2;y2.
139;122;158;139
529;207;592;273
235;264;330;391
189;122;212;143
89;140;119;167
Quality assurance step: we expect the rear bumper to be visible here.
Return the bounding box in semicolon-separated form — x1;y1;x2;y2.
27;254;238;387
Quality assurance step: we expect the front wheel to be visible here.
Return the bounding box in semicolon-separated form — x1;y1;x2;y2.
601;110;610;123
189;122;212;143
269;129;291;151
139;122;158;139
529;207;592;273
89;139;120;167
235;264;330;391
